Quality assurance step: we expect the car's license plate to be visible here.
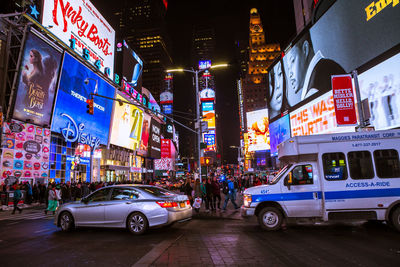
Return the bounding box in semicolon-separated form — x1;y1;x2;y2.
179;202;185;208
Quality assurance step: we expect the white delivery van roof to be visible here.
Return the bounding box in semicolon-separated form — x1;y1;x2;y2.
278;129;400;162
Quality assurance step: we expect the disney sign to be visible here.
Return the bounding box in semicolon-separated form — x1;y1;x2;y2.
60;113;101;150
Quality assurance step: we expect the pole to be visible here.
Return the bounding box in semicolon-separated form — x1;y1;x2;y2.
352;70;365;128
90;148;94;182
195;70;202;183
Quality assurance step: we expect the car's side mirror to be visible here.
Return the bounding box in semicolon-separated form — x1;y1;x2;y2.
284;173;292;190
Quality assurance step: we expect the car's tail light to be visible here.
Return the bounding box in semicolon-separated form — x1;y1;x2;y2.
186;200;190;205
156;201;178;208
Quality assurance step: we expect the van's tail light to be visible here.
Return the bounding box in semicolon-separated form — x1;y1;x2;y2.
156;201;178;208
244;194;252;207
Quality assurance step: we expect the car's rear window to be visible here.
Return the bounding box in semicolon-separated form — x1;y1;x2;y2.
140;186;175;197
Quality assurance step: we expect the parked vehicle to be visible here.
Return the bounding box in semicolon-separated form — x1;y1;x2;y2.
241;129;400;231
55;185;192;234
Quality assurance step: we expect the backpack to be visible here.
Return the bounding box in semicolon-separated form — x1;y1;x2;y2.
222;182;229;194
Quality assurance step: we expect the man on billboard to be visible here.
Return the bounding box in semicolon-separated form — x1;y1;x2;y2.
283;32;345;108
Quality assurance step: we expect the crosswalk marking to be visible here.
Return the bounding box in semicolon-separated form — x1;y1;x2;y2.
0;210;54;221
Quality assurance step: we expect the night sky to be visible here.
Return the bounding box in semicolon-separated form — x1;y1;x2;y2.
95;0;296;163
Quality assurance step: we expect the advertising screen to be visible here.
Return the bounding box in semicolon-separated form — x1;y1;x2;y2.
162;104;173;115
161;139;171;158
359;52;400;130
202;101;214;112
13;31;62;126
199;60;211;70
202;110;215;129
289;91;355;137
149;118;161;158
246;109;270;152
138;112;151;156
1;120;50;182
116;40;143;93
269;114;291;157
51;53;115;148
42;0;115;77
110;94;144;151
267;0;400;122
200;88;215;101
203;130;216;151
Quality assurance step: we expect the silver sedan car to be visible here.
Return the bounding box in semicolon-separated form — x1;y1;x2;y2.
54;185;192;235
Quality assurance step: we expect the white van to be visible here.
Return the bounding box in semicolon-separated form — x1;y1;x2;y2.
241;129;400;231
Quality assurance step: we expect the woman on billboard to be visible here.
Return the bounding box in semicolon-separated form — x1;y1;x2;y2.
268;60;287;120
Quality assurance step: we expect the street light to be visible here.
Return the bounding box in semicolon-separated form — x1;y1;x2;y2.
167;63;228;182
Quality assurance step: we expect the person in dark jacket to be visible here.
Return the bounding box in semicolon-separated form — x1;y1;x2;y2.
74;183;83;201
12;184;22;214
211;177;221;210
205;178;214;211
183;178;193;206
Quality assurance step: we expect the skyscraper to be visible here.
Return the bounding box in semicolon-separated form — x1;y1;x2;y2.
242;8;280;113
114;0;173;101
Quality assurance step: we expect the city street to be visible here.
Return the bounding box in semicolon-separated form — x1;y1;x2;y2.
1;206;400;266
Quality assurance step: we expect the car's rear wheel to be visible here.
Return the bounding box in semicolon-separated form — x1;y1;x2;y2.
390;206;400;232
59;211;74;231
127;212;148;235
258;207;283;231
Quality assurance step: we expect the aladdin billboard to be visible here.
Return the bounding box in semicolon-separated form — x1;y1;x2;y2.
42;0;115;77
13;30;63;127
110;94;144;151
267;0;400;123
51;53;115;148
246;109;270;152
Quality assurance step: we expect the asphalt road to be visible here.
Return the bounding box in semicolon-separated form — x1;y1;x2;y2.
1;208;400;267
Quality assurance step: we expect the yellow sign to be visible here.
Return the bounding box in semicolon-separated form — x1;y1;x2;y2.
365;0;399;21
110;94;144;150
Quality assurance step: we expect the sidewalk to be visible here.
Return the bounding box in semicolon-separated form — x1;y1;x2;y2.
1;202;45;211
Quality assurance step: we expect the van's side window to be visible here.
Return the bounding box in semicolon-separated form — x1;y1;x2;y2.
288;165;313;185
322;153;348;180
348;151;374;180
374;149;400;178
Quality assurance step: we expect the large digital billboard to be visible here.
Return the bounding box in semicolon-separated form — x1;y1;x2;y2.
269;114;291;157
115;40;143;93
289;91;355;137
267;0;400;122
42;0;115;77
359;52;400;130
149;118;161;159
51;53;115;148
139;112;151;156
246;109;270;152
1;120;51;182
13;31;63;126
110;94;144;151
202;110;215;129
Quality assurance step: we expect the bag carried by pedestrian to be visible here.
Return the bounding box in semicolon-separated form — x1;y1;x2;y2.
193;197;202;209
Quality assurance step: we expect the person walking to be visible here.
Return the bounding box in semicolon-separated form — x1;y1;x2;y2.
193;179;202;213
222;176;239;211
11;184;22;214
205;178;214;211
45;184;58;215
211;176;221;210
183;178;193;206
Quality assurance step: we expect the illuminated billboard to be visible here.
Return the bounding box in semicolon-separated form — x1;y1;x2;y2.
202;101;214;112
202;110;215;129
203;130;216;151
289;91;355;137
13;31;62;127
359;52;400;130
269;114;290;157
149;118;161;158
199;60;211;70
246;109;270;152
51;53;115;148
115;40;143;93
200;88;215;101
267;0;400;123
42;0;115;77
110;94;144;151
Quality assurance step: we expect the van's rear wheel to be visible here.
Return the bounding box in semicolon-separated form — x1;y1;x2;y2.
390;207;400;232
258;207;283;231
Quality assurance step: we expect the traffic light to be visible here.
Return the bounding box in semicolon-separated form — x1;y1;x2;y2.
86;97;94;115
